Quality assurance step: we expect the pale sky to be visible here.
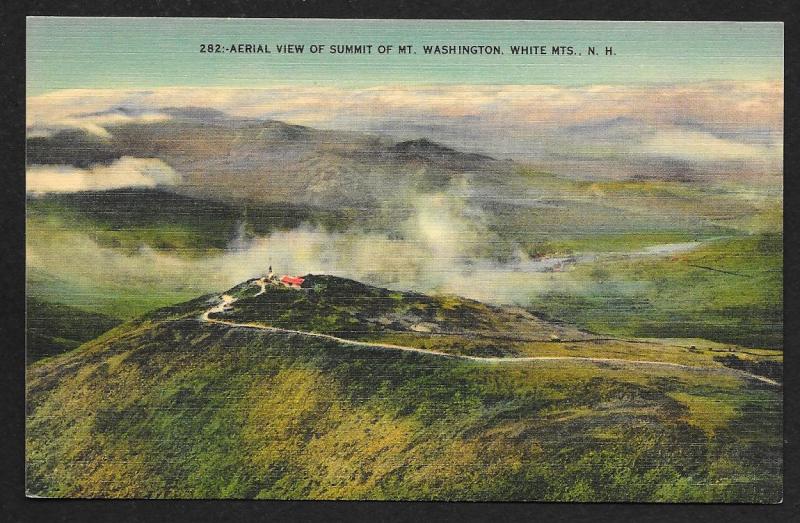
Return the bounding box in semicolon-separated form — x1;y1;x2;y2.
27;18;784;95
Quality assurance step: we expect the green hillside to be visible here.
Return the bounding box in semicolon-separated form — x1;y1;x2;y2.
26;277;782;501
26;298;121;362
529;233;783;348
26;189;354;257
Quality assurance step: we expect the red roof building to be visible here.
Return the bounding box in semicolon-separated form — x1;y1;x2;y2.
280;275;305;288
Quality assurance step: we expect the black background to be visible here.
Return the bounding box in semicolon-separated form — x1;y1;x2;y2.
1;1;797;521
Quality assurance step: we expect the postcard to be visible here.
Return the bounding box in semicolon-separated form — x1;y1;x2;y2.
25;18;783;501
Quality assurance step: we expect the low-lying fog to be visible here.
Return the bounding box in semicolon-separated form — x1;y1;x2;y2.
27;195;703;311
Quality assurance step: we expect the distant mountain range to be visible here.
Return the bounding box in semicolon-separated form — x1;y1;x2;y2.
27;107;514;209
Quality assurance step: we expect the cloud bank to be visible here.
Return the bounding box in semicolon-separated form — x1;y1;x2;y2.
27;157;180;193
27;211;584;308
27;82;783;177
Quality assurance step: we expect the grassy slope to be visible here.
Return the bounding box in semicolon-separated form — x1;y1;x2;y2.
223;276;782;372
26;190;239;256
26;189;354;257
26;267;202;321
26;298;121;362
489;170;782;258
26;280;782;501
484;171;754;257
504;174;783;348
530;233;783;348
226;275;593;343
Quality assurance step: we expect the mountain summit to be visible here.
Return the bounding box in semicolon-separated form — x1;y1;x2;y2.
26;275;781;500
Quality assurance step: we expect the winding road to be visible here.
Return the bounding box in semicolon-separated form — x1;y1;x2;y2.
199;294;781;387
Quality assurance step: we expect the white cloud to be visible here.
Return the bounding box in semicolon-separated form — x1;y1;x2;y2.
27;89;172;137
26;82;783;170
28;81;783;132
638;129;782;163
26;157;180;193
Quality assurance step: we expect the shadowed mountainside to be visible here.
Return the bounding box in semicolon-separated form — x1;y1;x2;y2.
26;298;121;362
27;108;508;209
